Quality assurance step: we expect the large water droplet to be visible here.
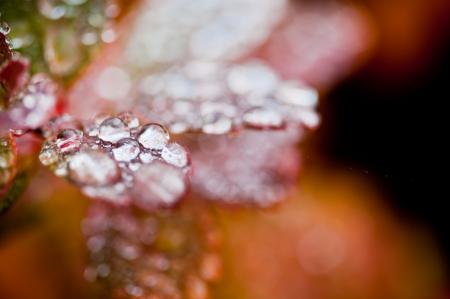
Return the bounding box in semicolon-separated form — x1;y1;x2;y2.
161;143;189;168
82;183;129;204
98;117;130;143
112;138;140;162
69;150;119;186
55;129;83;154
201;114;232;135
133;161;186;209
137;124;169;151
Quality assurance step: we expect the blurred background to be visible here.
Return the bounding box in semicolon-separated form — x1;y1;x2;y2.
319;0;449;275
1;0;449;298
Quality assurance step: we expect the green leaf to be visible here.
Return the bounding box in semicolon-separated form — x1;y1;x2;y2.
0;171;28;215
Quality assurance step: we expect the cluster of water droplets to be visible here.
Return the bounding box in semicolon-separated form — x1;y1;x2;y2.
39;112;190;209
7;74;58;129
135;60;319;135
1;26;59;132
125;0;287;69
0;133;16;188
82;202;222;299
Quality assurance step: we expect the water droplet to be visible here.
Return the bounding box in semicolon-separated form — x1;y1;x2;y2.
101;28;117;43
115;238;141;260
133;161;186;209
98;117;130;143
170;122;189;134
129;162;141;172
112;138;140;162
0;21;11;35
199;253;222;282
125;284;144;297
82;183;129;204
96;263;111;278
161;143;189;168
55;129;83;154
202;114;232;135
185;275;208;299
139;152;155;164
137;124;170;151
38;0;67;20
0;134;16;187
105;3;121;18
68;150;119;186
242;107;284;129
86;235;106;253
80;31;98;46
39;141;59;166
293;109;321;129
54;160;69;177
145;254;170;271
276;81;318;107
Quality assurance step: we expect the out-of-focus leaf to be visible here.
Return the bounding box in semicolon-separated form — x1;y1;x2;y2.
0;0;131;83
0;171;28;216
0;133;17;187
0;57;30;108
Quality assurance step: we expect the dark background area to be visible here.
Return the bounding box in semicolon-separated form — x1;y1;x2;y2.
320;12;448;275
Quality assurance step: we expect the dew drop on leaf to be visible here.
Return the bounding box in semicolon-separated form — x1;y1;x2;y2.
201;114;232;135
133;161;186;209
0;21;11;35
55;129;83;154
161;143;189;168
38;141;59;166
0;134;16;188
139;151;155;164
276;81;319;108
98;117;130;143
242;107;284;129
112;138;140;162
137;124;170;151
68;149;119;186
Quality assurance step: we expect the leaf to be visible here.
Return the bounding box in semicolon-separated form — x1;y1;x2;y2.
0;171;28;216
